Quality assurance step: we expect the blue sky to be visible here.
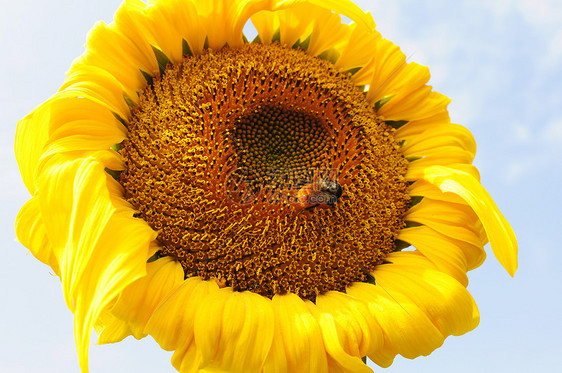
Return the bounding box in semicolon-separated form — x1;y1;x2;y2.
1;0;560;372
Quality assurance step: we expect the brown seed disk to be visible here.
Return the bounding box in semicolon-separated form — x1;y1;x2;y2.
119;43;410;301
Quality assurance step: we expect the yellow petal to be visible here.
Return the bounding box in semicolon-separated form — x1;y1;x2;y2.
15;103;52;194
422;166;518;276
405;198;485;248
335;15;381;76
409;180;466;204
407;162;481;182
306;8;352;57
263;293;329;373
398;226;469;286
253;5;312;47
171;341;203;373
108;257;185;339
15;197;60;275
251;10;280;45
400;123;477;159
301;0;372;29
375;252;479;337
36;157;156;372
146;277;219;352
194;289;275;373
82;17;158;100
306;300;372;373
252;0;371;49
35;96;126;172
347;278;444;367
381;89;451;123
405;186;488;269
405;151;477;180
316;291;384;358
60;62;130;120
393;110;451;139
95;310;133;344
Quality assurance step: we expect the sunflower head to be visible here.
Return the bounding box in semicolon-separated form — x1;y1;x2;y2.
15;0;517;372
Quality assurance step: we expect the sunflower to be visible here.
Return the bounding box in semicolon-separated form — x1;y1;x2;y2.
15;0;517;372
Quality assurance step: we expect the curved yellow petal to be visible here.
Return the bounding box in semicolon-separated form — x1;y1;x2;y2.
107;256;185;340
408;179;465;204
263;293;328;373
316;291;383;358
401;186;488;270
252;0;371;50
393;110;451;139
146;277;219;352
81;16;158;101
422;165;518;276
252;5;311;47
95;310;132;344
171;341;203;373
346;279;444;367
398;226;469;286
306;300;372;373
60;62;131;120
405;149;477;179
306;8;352;57
15;197;59;275
367;52;428;107
193;289;275;373
36;157;156;372
35;97;125;173
15;103;52;194
335;15;381;75
407;162;481;183
381;89;451;123
299;0;372;30
405;198;485;248
375;252;479;337
400;123;477;159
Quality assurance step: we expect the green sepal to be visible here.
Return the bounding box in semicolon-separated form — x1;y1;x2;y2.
317;48;340;64
203;36;209;50
147;251;163;263
252;34;262;44
291;38;301;49
294;35;311;51
346;66;362;76
406;155;422;162
152;46;172;76
111;141;124;152
362;357;367;364
242;34;249;44
123;92;136;108
105;168;122;182
404;221;422;228
385;120;408;129
139;69;154;86
394;239;411;251
182;39;193;57
374;95;394;111
112;113;128;128
409;196;423;207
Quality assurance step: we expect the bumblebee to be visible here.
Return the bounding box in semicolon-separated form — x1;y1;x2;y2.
297;178;343;209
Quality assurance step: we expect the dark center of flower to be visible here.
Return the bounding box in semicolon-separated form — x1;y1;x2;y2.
119;43;410;301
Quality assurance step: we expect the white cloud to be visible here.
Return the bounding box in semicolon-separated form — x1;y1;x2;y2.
503;119;562;183
541;120;562;143
516;0;562;27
